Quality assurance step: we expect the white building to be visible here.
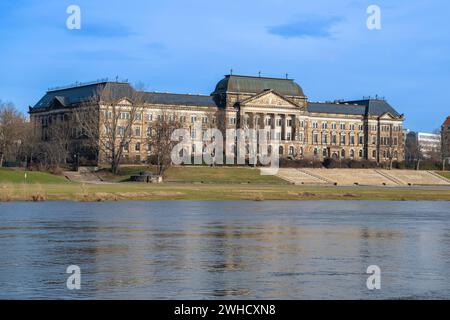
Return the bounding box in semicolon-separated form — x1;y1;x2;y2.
406;131;441;160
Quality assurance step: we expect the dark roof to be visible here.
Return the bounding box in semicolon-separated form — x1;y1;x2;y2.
32;82;133;110
212;75;304;96
142;92;215;107
344;99;402;117
307;102;366;115
308;99;403;118
30;81;215;112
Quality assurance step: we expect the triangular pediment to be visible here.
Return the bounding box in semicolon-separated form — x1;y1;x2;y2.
379;112;396;120
117;98;133;105
241;90;301;109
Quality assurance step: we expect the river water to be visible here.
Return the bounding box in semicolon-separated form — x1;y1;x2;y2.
0;200;449;299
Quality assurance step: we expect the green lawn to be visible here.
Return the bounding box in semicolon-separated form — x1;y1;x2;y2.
97;165;288;184
1;166;450;202
437;171;450;180
0;168;70;184
164;166;287;184
1;182;450;202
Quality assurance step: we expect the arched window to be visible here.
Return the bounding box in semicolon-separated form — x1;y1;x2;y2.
350;149;355;158
279;146;284;155
372;150;377;158
359;149;363;158
341;149;346;158
268;145;272;155
289;146;295;155
323;149;327;157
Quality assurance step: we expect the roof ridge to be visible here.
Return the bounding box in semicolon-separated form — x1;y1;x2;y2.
145;91;210;97
226;74;294;81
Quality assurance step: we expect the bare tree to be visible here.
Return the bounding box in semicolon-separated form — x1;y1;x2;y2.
74;83;145;174
405;132;422;169
47;114;75;165
147;110;183;176
0;101;27;166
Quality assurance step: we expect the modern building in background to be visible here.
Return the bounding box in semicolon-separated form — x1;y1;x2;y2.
28;75;405;165
405;131;441;160
442;116;450;160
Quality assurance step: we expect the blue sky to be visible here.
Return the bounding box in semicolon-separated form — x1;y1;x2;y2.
0;0;449;132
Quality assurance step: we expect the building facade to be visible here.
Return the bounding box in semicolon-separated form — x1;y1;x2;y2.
405;131;441;160
442;117;450;160
29;75;405;165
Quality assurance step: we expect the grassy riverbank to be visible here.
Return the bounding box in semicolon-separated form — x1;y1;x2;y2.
437;171;450;180
1;167;450;201
1;181;450;201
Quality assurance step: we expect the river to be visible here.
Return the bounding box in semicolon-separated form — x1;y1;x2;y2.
0;200;449;299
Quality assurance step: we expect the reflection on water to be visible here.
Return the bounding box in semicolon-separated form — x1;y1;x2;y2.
0;200;449;299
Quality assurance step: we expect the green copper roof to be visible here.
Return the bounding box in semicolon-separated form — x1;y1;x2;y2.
212;75;304;96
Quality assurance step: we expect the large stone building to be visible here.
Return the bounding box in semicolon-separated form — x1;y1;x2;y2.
442;116;450;160
29;75;405;165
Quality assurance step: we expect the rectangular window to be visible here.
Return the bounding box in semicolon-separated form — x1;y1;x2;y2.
287;119;292;127
331;123;337;130
134;127;141;136
340;123;345;130
312;122;318;129
276;118;282;126
191;115;197;123
286;132;292;140
146;114;153;121
118;126;125;136
120;112;130;120
313;133;319;144
322;133;327;144
134;113;142;121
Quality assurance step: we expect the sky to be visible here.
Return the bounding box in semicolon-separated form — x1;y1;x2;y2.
0;0;449;132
